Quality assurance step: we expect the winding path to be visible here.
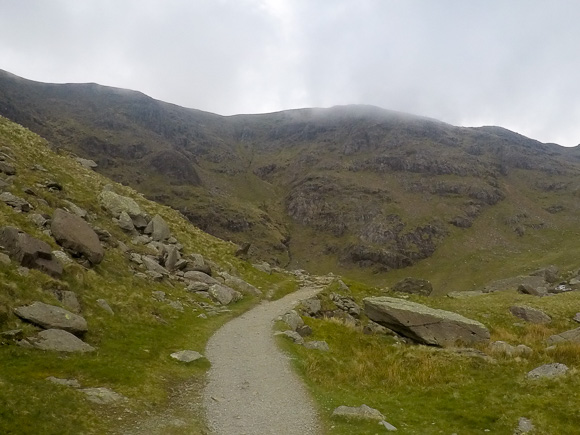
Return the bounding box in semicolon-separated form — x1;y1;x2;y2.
203;278;325;435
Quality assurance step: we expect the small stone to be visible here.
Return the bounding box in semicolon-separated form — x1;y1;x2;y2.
379;420;398;431
97;299;114;315
81;387;127;404
303;340;329;351
170;350;203;362
573;313;580;323
332;404;385;421
296;324;313;337
526;363;568;379
274;330;304;344
46;376;81;388
0;252;10;265
167;300;184;312
152;291;166;301
514;417;535;434
186;282;210;292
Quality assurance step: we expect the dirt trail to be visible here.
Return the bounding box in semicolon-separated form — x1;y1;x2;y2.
203;277;327;435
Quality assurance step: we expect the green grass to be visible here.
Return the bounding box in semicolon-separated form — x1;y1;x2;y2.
280;282;580;434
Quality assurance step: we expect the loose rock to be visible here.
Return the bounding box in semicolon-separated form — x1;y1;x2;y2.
303;340;329;351
14;301;88;335
51;209;104;265
526;363;568;379
29;329;95;352
509;305;551;324
80;387;127;404
332;404;385;421
0;227;63;277
170;350;203;362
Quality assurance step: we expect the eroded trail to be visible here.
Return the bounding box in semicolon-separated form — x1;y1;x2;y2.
203;279;326;435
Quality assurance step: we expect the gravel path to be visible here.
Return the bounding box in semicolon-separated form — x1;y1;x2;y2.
203;279;326;435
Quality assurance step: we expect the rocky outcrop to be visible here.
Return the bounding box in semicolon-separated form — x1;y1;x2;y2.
0;226;62;277
364;296;490;347
51;209;104;265
14;302;88;335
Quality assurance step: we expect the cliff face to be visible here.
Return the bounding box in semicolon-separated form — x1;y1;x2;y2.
2;69;580;283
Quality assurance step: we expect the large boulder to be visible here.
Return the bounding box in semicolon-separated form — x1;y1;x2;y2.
0;227;62;277
14;302;88;335
364;296;490;347
392;277;433;296
29;329;95;353
51;209;104;265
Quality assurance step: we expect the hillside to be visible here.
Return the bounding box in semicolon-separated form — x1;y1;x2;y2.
0;114;296;433
2;69;580;292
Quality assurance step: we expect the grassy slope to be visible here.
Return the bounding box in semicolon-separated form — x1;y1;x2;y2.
280;280;580;434
0;116;296;434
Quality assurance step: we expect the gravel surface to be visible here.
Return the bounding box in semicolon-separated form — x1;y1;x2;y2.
204;282;325;435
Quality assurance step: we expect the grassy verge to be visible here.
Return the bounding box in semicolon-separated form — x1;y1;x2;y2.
280;280;580;434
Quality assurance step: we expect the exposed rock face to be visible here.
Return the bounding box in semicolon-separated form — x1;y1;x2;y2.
392;277;433;296
51;209;104;265
29;329;94;352
14;302;88;335
0;226;62;277
364;296;490;347
517;284;548;297
547;327;580;345
509;305;551;324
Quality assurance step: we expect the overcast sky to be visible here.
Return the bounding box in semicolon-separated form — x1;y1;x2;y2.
0;0;578;146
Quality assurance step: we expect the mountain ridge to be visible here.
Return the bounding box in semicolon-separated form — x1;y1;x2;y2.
2;69;580;291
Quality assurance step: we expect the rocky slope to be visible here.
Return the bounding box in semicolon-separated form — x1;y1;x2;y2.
0;114;294;433
2;69;580;289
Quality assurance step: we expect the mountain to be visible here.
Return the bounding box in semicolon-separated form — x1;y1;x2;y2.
2;69;580;292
